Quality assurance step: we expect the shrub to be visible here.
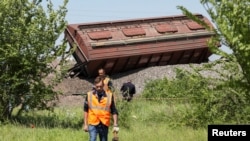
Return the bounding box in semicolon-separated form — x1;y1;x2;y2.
142;61;250;128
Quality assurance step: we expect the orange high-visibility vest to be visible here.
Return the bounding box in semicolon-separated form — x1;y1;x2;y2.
103;77;111;91
87;90;112;126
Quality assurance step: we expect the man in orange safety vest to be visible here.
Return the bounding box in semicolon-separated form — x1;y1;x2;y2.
83;76;119;141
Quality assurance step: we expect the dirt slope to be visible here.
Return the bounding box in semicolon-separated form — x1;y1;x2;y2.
54;61;222;107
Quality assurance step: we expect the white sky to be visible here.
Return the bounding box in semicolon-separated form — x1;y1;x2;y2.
49;0;231;61
64;0;210;24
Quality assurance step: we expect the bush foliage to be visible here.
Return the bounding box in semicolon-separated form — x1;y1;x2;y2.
0;0;69;121
142;60;250;128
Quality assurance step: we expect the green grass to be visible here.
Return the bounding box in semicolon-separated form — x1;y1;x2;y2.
0;123;207;141
0;124;87;141
0;99;207;141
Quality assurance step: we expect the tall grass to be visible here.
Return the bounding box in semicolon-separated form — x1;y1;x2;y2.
0;100;207;141
5;61;249;140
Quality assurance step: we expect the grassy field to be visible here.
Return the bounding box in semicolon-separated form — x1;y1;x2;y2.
0;99;207;141
0;123;207;141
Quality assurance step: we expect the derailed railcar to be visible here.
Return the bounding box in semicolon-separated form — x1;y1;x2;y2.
65;13;215;78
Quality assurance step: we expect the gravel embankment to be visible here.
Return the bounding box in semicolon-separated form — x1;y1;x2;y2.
55;61;224;107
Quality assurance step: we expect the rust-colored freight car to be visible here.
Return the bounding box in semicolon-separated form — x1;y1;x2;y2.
65;13;215;78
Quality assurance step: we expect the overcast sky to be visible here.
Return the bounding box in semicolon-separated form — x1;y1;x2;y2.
47;0;232;61
64;0;210;24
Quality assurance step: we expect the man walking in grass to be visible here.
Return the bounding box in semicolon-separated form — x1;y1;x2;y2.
83;76;119;141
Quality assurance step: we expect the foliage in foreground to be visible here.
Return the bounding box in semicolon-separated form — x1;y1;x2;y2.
2;60;249;139
0;101;207;141
178;0;250;91
0;0;69;121
142;60;250;128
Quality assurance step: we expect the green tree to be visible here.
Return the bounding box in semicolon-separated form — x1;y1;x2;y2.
178;0;250;87
0;0;69;121
175;0;250;127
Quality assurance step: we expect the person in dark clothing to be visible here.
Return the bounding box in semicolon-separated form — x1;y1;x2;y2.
83;76;119;141
120;80;136;102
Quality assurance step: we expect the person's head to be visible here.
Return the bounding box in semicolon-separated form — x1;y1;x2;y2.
94;76;104;93
98;68;106;77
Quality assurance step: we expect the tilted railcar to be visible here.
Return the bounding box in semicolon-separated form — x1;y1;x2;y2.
64;13;216;78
